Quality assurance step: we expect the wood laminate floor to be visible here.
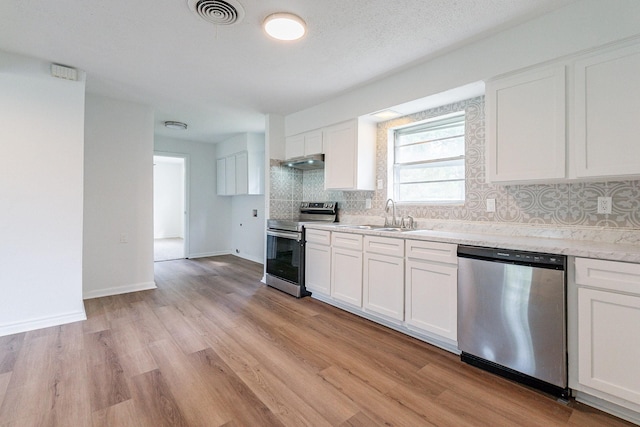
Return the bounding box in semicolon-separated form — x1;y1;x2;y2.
0;255;633;426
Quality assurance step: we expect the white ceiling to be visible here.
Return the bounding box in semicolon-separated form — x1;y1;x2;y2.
0;0;576;143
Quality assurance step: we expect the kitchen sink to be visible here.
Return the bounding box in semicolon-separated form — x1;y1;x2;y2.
373;227;412;232
335;224;414;232
335;224;378;230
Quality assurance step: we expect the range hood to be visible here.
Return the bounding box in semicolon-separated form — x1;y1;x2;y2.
280;154;324;170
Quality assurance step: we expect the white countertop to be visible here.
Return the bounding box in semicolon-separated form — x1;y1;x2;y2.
305;223;640;263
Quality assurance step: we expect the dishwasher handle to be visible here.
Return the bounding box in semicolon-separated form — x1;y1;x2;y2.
457;245;565;270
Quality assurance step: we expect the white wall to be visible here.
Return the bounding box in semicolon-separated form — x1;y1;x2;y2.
0;51;87;336
231;196;265;263
83;94;155;299
285;0;640;135
154;136;232;258
153;157;185;239
217;133;266;263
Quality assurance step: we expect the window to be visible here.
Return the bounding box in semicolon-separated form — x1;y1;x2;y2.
390;112;465;203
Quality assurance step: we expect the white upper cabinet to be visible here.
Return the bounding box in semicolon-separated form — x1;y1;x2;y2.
285;129;323;159
572;40;640;179
216;155;237;196
216;157;227;195
224;154;237;195
486;65;566;183
216;150;264;196
486;37;640;184
216;133;265;196
235;151;248;195
324;118;376;191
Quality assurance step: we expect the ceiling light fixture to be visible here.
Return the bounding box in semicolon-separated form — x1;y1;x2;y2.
263;13;306;41
164;121;188;130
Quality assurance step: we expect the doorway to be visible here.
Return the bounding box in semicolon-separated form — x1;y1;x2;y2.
153;154;187;261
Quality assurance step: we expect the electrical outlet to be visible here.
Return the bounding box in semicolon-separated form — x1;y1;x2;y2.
486;198;496;213
597;197;612;214
377;179;383;190
365;198;372;209
119;233;128;243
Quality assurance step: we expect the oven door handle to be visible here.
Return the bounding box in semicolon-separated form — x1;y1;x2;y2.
267;230;302;242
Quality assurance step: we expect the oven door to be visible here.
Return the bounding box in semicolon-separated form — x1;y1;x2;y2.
266;230;304;294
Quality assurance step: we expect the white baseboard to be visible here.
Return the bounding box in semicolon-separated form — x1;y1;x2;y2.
308;293;460;355
0;309;87;337
187;250;230;259
83;281;157;300
232;253;264;264
575;391;640;425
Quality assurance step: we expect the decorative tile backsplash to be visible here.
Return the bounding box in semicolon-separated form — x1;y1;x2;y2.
270;96;640;229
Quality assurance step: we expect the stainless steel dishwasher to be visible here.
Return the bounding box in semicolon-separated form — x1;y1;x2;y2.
457;245;568;398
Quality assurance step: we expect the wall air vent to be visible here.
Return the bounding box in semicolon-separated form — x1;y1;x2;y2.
51;64;78;81
187;0;245;25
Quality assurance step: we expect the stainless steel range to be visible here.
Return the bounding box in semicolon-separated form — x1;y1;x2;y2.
266;202;337;297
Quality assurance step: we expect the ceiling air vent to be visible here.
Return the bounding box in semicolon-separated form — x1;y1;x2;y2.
187;0;245;25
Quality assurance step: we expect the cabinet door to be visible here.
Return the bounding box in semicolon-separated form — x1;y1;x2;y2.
324;121;357;189
331;247;363;307
235;152;248;195
578;287;640;404
285;134;305;159
573;42;640;178
304;130;323;155
306;242;331;295
216;157;227;195
486;65;566;183
405;259;457;341
225;155;236;195
363;253;404;321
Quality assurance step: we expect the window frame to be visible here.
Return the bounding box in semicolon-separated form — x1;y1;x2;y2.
387;111;466;205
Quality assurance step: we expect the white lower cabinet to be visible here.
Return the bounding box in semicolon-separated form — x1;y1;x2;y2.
404;240;458;341
305;230;458;352
576;257;640;409
363;236;404;322
305;230;331;296
331;233;363;307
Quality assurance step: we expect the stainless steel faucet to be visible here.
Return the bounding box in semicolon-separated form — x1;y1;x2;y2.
402;215;415;230
384;198;397;227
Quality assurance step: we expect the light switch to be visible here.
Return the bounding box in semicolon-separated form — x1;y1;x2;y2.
365;198;372;209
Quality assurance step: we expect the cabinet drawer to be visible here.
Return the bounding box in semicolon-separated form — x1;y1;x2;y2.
364;236;404;257
332;232;363;251
406;240;457;264
575;257;640;295
306;229;331;245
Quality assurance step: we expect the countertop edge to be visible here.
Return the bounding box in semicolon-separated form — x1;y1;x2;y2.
304;223;640;263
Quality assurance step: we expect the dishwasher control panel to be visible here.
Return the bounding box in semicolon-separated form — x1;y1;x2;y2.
457;245;565;269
